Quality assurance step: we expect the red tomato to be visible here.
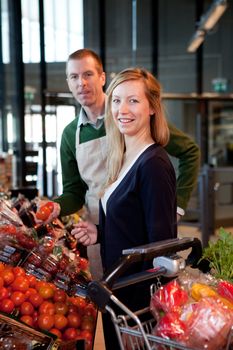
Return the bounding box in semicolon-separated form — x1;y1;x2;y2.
11;276;29;292
68;304;79;314
69;296;87;309
10;291;26;306
0;263;5;273
38;314;54;330
13;266;26;277
81;330;93;341
0;277;4;289
78;257;89;270
20;301;34;315
29;293;44;307
27;274;37;287
25;287;37;299
1;268;15;285
53;289;67;303
38;285;55;299
49;328;62;339
54;302;68;315
35;280;47;291
84;303;97;318
54;314;68;330
36;206;51;221
0;298;15;313
81;315;95;332
0;287;9;300
46;202;54;212
20;315;34;327
39;301;55;315
63;327;79;341
67;312;81;328
32;310;39;328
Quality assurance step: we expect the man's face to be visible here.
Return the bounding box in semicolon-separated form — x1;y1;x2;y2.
66;56;106;107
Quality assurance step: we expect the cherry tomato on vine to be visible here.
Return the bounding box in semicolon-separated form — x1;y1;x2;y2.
36;206;51;221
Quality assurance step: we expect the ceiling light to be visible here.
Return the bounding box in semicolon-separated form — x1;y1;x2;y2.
199;0;228;31
187;30;205;53
187;0;228;53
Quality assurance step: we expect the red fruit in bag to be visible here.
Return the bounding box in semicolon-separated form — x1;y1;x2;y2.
217;280;233;303
155;311;187;341
151;279;188;314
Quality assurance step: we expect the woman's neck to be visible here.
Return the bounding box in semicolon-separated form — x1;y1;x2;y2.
124;134;154;160
120;134;154;174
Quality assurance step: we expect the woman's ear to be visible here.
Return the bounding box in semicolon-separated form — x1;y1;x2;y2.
149;108;155;116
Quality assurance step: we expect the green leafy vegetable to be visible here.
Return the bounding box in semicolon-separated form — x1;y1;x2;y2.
200;227;233;282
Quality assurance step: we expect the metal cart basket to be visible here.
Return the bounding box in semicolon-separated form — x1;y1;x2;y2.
87;237;233;350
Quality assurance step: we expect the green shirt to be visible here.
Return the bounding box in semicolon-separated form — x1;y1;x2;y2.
54;117;200;216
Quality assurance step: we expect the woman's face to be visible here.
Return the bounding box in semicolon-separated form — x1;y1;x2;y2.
111;80;154;137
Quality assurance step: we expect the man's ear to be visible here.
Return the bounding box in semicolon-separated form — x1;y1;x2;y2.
101;72;106;87
66;78;72;92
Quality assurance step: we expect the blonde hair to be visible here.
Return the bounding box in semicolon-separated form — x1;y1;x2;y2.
104;67;169;188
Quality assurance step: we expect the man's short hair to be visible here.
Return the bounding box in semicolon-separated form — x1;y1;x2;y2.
67;48;103;74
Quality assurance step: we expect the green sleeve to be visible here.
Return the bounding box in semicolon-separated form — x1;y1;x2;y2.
53;118;87;216
165;122;201;210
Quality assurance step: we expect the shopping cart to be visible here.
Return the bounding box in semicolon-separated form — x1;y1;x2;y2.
87;237;233;350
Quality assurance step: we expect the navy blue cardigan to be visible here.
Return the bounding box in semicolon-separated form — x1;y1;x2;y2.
99;143;177;273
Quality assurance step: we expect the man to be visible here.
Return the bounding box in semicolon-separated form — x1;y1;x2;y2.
54;48;200;225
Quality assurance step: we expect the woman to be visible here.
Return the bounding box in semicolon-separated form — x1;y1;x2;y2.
72;67;177;348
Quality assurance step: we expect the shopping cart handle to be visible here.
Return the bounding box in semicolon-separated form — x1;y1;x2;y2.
101;237;207;289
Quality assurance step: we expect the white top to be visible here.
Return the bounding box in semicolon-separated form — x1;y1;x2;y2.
101;144;154;214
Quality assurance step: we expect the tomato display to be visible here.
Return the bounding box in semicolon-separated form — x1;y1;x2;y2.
0;258;97;348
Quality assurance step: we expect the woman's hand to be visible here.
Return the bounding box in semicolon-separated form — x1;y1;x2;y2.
71;220;97;246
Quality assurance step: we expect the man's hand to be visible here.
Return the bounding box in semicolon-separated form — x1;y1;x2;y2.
71;220;97;246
